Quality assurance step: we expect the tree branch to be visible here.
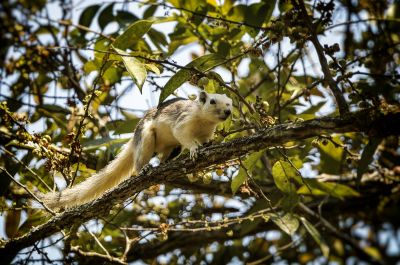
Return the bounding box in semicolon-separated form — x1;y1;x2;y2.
0;110;399;262
293;0;349;116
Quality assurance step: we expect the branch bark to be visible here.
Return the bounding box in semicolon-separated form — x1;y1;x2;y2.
1;110;399;262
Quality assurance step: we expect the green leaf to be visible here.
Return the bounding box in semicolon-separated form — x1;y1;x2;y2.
98;3;115;30
280;191;299;210
120;110;139;120
102;66;122;85
297;179;360;199
227;1;276;37
357;138;382;184
113;20;153;50
279;0;294;13
145;63;161;75
34;26;59;36
272;160;298;193
36;109;67;130
113;47;147;91
111;118;140;135
231;151;263;194
148;29;168;49
270;213;299;236
17;210;48;236
94;38;113;61
39;104;70;114
227;4;246;22
239;218;262;236
115;10;138;27
231;167;247;195
191;5;208;26
143;5;158;19
300;101;326;115
245;2;275;27
205;79;219;93
243;150;264;169
159;53;225;103
300;217;330;257
217;40;230;57
0;159;16;195
5;210;21;238
318;136;344;175
169;36;198;55
364;246;382;260
82;137;129;151
83;60;99;74
78;5;100;31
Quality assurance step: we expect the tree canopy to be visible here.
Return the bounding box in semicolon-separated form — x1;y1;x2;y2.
0;0;400;264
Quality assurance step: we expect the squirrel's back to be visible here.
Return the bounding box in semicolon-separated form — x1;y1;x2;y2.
40;92;232;210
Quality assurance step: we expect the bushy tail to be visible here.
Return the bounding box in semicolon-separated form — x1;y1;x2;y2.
41;138;136;209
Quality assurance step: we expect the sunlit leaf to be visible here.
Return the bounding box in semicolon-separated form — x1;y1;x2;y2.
94;38;113;61
364;246;382;260
83;60;99;74
113;47;147;90
318;136;344;175
159;53;225;103
113;20;153;50
231;167;246;195
145;63;161;75
279;0;294;12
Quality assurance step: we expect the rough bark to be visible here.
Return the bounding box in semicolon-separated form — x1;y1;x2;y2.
1;110;399;262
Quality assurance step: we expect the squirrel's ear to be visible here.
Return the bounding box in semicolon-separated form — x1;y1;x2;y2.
199;91;207;104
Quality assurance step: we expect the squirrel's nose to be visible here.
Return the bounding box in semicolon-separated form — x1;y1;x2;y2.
224;110;231;116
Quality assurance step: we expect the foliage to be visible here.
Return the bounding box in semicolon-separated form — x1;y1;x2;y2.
0;0;400;264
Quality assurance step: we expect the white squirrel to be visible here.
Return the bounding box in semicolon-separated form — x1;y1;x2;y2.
41;91;232;209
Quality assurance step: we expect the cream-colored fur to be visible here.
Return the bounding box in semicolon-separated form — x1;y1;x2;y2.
41;138;136;209
41;91;232;209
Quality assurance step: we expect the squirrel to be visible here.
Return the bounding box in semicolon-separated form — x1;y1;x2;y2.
41;91;232;209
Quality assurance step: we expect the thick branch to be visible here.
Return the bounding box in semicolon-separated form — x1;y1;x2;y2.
69;179;398;264
0;110;399;262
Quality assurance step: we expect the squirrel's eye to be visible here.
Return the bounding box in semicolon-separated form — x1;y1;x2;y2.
210;99;216;104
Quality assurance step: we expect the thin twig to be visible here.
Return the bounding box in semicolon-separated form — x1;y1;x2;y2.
0;167;55;215
83;225;110;257
0;146;52;191
294;0;349;116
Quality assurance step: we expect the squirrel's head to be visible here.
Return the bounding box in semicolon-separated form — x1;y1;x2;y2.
198;91;232;122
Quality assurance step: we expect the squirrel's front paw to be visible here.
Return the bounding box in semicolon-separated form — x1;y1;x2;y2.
189;146;198;160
